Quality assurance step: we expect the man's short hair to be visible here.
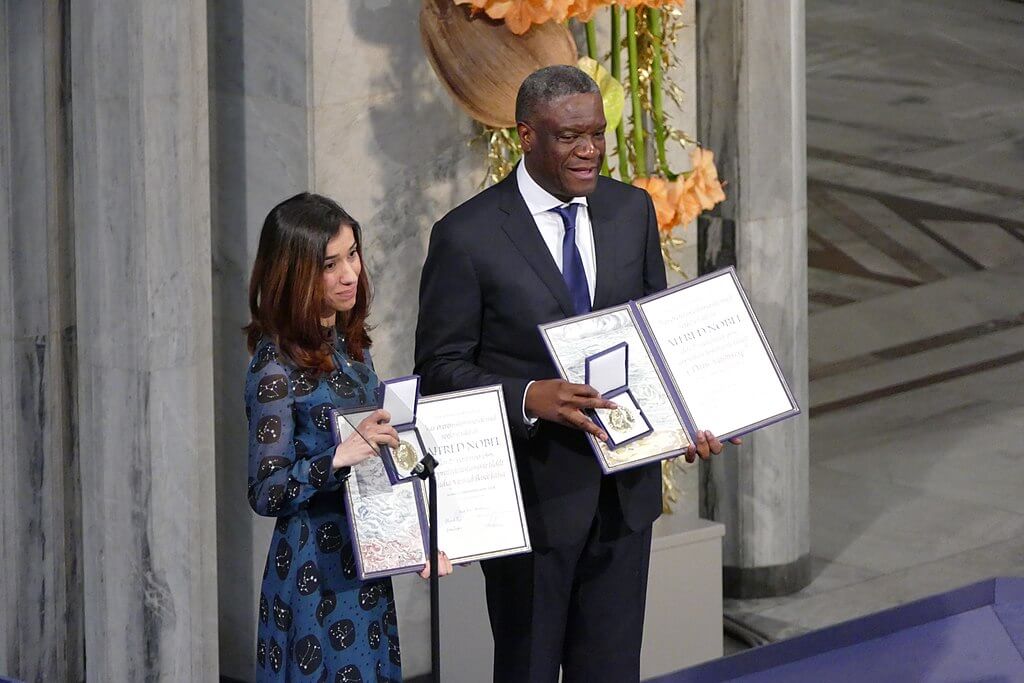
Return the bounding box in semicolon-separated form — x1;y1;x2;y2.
515;65;600;123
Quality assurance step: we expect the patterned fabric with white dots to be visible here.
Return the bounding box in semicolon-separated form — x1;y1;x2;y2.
246;336;401;683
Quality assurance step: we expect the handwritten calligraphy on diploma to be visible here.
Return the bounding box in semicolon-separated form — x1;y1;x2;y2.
640;275;794;436
543;308;690;467
417;390;529;562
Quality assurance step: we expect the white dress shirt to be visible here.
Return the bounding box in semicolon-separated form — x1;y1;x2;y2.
516;162;599;425
515;161;598;302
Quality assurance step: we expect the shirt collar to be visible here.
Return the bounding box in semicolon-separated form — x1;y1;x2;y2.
516;161;588;217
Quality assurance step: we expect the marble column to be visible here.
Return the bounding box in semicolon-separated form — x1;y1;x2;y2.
208;1;312;678
0;2;84;681
70;0;219;678
695;0;811;597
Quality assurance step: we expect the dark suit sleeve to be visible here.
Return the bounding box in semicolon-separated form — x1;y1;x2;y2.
414;221;533;438
641;191;668;296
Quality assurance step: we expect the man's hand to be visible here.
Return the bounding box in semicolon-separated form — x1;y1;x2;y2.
525;379;616;441
684;429;742;463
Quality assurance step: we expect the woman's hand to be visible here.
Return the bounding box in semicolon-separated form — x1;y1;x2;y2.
419;551;454;579
332;409;400;470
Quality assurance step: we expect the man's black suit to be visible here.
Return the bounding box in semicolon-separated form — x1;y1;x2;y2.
414;169;667;680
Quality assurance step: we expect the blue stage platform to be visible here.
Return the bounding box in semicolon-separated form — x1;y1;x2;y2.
651;577;1024;682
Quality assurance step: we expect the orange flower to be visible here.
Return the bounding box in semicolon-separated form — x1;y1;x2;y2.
616;0;686;10
633;175;686;233
676;172;703;226
687;146;725;211
455;0;684;35
634;149;725;235
567;0;614;22
456;0;572;34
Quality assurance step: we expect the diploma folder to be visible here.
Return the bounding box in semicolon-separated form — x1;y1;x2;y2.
329;382;531;578
329;400;429;581
540;266;801;473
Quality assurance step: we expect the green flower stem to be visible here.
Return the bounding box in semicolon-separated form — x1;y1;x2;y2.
583;19;609;175
610;6;629;181
610;7;622;76
585;19;598;61
626;8;646;177
648;8;669;175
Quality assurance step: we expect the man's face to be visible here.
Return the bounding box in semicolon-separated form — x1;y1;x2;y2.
518;92;606;201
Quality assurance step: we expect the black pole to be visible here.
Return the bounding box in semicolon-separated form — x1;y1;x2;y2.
428;469;440;683
414;452;440;683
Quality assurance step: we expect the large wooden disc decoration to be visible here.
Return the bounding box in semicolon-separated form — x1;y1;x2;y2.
420;0;579;129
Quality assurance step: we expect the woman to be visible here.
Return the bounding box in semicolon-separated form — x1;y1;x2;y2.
244;193;449;682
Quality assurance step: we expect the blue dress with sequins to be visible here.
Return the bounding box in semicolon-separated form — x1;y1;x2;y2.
246;337;401;683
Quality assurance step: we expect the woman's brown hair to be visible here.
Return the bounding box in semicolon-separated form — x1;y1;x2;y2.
245;192;372;372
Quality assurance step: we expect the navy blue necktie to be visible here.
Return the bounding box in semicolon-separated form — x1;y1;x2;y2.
549;204;591;315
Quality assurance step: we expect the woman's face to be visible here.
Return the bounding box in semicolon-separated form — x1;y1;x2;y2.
322;224;361;314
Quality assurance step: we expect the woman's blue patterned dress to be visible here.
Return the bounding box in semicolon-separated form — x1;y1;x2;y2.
246;337;401;683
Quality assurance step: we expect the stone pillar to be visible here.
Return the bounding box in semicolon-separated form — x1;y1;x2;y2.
0;2;84;680
208;1;312;678
695;0;810;597
70;0;219;678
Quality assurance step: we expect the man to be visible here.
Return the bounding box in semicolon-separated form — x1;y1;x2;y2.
415;66;727;681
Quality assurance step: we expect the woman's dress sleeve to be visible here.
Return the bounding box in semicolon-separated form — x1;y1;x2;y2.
245;355;345;517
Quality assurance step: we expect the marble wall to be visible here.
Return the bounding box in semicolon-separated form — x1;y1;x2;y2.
309;0;482;380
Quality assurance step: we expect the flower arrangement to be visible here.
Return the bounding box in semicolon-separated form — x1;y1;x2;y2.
454;0;685;35
421;0;726;511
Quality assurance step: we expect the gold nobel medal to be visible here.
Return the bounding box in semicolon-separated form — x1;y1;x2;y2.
393;439;419;472
608;406;635;432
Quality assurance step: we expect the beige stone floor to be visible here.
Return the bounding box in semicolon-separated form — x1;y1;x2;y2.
724;0;1024;644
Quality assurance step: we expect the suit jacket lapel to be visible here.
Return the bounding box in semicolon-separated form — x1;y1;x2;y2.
496;175;576;317
588;183;620;310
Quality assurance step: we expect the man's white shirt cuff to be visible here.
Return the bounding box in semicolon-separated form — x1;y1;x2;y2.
522;380;539;426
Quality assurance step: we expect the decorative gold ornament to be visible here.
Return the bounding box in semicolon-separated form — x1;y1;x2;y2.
477;126;523;187
661;457;685;514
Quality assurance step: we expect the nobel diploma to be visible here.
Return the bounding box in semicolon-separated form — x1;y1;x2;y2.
416;385;531;564
636;268;799;439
